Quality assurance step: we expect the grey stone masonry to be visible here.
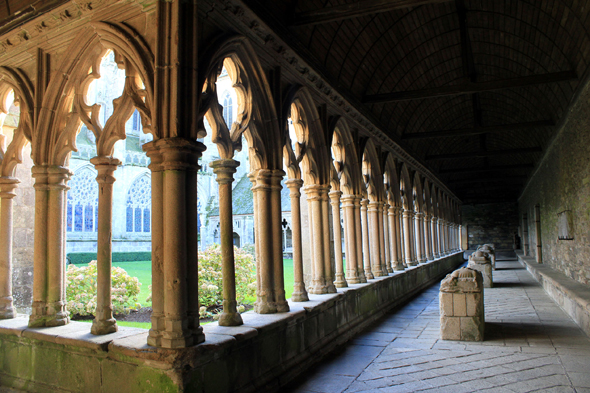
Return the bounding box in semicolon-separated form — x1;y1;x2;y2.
468;250;493;288
439;267;485;341
479;244;496;270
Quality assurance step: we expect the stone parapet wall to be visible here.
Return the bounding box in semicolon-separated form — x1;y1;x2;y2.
0;253;464;393
461;202;518;250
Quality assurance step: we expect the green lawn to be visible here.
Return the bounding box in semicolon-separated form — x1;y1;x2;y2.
77;319;151;329
112;261;152;307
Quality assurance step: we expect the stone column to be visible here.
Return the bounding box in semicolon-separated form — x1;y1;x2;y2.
143;139;204;348
369;201;386;276
402;208;417;266
535;205;542;263
378;202;390;274
438;219;446;256
389;206;404;271
210;159;243;326
522;213;529;256
321;189;337;293
383;203;393;273
270;170;291;309
431;216;440;258
286;179;308;301
354;196;366;283
0;177;18;319
29;166;70;327
90;157;120;335
305;185;330;294
424;214;433;260
360;198;373;279
330;191;347;287
414;212;425;263
341;195;360;284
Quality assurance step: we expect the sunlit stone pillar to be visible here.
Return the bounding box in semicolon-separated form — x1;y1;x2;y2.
431;216;440;258
378;202;390;275
0;177;18;319
369;201;386;276
210;158;243;326
90;157;120;335
341;195;360;284
321;189;337;293
270;171;291;309
360;198;373;280
305;184;331;294
438;219;446;256
29;166;70;327
383;202;393;273
143;138;204;348
286;179;308;301
389;206;404;271
402;208;417;266
330;191;347;287
414;212;426;263
424;214;433;260
354;196;366;283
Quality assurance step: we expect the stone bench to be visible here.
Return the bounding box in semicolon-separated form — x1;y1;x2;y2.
440;267;484;341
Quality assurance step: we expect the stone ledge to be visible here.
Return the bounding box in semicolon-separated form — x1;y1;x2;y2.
0;252;465;393
516;251;590;337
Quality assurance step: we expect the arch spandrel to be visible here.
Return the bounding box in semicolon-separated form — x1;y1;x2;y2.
330;117;362;196
361;138;384;202
399;163;413;211
383;155;401;207
34;22;155;166
412;172;423;212
200;35;282;171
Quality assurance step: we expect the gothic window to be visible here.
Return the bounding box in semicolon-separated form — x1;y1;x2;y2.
222;91;233;126
126;175;151;233
67;167;98;233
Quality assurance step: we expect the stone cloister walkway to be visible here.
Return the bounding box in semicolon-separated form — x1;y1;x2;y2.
286;257;590;393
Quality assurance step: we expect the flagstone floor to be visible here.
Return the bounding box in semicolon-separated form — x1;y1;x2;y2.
286;258;590;393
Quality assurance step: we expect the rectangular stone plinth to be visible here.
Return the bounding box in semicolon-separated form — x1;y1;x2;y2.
439;267;485;342
468;262;493;288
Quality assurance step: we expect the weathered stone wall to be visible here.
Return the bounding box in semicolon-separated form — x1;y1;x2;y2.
519;77;590;286
461;202;518;250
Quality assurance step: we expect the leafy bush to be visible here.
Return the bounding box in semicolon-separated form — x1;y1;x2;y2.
66;261;142;317
67;252;152;265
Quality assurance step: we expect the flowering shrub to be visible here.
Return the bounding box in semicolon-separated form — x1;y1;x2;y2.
65;261;141;317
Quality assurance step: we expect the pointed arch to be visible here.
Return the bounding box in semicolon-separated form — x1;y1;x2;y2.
423;178;432;216
361;139;384;202
399;163;413;211
431;183;439;219
200;35;282;170
34;22;155;166
330;117;361;195
383;155;401;207
412;172;424;212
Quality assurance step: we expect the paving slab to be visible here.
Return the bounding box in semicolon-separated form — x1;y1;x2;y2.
285;260;590;393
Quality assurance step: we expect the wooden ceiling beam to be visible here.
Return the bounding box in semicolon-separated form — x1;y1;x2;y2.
290;0;452;26
402;120;553;140
439;163;534;174
426;147;542;161
363;71;577;104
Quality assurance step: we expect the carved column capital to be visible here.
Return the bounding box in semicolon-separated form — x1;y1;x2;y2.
302;183;329;201
90;156;121;185
402;209;415;219
285;178;304;198
415;211;424;219
0;177;19;199
210;158;240;185
360;198;369;208
329;190;343;205
32;165;71;191
143;138;204;172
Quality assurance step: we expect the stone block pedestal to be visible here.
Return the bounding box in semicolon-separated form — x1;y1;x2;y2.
468;250;493;287
440;267;484;341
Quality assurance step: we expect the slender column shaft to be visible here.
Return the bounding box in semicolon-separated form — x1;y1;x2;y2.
377;202;387;276
535;205;542;263
403;209;417;266
306;185;327;294
210;159;243;326
321;190;336;293
354;197;366;283
389;206;403;270
424;214;433;260
395;207;405;268
330;191;347;287
270;171;290;309
414;212;425;263
360;199;373;279
145;148;164;346
29;166;70;327
383;203;393;273
286;179;308;301
431;217;439;258
369;201;386;276
522;214;529;256
90;157;120;335
0;178;18;319
342;195;360;284
438;219;445;255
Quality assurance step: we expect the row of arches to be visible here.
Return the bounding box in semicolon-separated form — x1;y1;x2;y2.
0;26;462;348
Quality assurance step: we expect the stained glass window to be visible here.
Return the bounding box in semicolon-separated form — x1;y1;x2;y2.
67;167;98;233
126;175;151;233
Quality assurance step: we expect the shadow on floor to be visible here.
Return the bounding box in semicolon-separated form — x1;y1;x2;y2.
491;281;537;288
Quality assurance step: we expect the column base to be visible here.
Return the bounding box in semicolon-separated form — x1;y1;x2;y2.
364;269;374;280
147;312;164;347
407;260;418;267
418;257;427;264
325;283;337;293
393;263;405;271
358;270;368;283
334;274;348;288
373;267;388;277
275;300;290;313
91;318;118;335
291;283;309;302
346;271;361;284
218;311;244;326
386;266;394;274
159;318;198;349
255;300;278;314
0;298;16;319
28;302;69;327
